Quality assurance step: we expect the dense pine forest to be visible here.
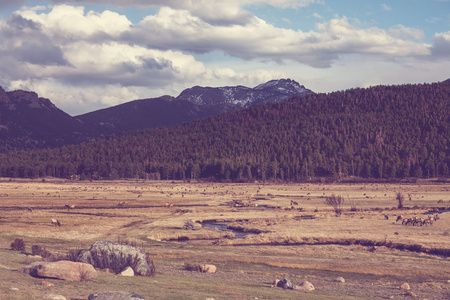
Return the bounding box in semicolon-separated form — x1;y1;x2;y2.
0;81;449;181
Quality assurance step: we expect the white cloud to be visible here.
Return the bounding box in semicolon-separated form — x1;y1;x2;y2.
381;4;392;11
431;31;450;57
47;0;324;25
312;12;323;19
130;9;431;67
0;3;446;115
388;25;425;40
18;5;132;39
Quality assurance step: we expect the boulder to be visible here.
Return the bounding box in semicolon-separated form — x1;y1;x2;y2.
276;278;294;289
20;260;97;281
400;282;410;290
200;264;217;273
77;241;153;276
334;276;345;283
295;281;315;292
120;266;134;277
88;291;145;300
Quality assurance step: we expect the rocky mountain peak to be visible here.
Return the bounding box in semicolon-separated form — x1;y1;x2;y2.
177;78;314;107
6;90;57;110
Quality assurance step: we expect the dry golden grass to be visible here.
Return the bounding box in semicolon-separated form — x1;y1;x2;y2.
0;178;449;299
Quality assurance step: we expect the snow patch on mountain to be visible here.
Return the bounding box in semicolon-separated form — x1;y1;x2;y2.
177;79;314;107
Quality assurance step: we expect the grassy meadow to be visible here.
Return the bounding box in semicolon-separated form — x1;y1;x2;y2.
0;178;449;299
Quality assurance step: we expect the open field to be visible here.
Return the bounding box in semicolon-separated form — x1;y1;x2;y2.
0;178;449;299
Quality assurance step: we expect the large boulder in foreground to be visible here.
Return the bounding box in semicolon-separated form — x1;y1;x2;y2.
88;291;145;300
77;241;153;276
20;260;97;281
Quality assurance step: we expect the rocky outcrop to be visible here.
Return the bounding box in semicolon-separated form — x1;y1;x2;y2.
77;241;154;276
88;291;145;300
20;260;97;281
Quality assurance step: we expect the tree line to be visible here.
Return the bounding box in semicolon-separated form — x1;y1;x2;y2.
0;81;449;181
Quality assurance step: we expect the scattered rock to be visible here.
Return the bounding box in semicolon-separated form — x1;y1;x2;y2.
10;287;19;291
400;283;411;290
41;281;55;287
43;294;66;300
200;264;217;273
120;266;134;277
294;281;315;292
77;241;153;276
88;291;145;300
20;260;97;281
183;219;202;230
334;276;345;283
406;291;417;297
276;278;294;289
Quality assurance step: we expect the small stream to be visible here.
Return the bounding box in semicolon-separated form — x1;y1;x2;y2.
201;222;250;239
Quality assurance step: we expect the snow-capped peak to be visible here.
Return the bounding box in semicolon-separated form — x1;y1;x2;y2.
177;79;314;107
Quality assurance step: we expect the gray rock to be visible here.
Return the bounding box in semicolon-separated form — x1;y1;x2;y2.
88;291;145;300
276;278;294;289
77;241;153;276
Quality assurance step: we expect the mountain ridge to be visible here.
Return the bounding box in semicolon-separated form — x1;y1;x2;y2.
176;78;314;107
1;80;448;180
0;78;313;152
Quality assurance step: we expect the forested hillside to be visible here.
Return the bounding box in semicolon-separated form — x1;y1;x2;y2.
1;81;449;181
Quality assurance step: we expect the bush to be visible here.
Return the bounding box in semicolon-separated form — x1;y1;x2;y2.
88;249;155;276
396;192;405;208
184;262;202;272
324;194;345;215
10;238;25;252
31;245;52;258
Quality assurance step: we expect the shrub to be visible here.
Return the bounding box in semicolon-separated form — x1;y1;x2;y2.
89;249;145;275
324;194;345;215
396;192;405;208
10;238;25;252
184;262;202;272
31;245;52;258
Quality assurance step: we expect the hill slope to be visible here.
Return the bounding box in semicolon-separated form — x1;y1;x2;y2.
0;87;88;152
0;80;448;180
75;96;238;137
0;79;312;151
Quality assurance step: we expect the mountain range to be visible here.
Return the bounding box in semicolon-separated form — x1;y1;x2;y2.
0;79;314;152
1;79;448;180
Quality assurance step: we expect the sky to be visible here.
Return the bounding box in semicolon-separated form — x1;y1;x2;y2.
0;0;449;115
